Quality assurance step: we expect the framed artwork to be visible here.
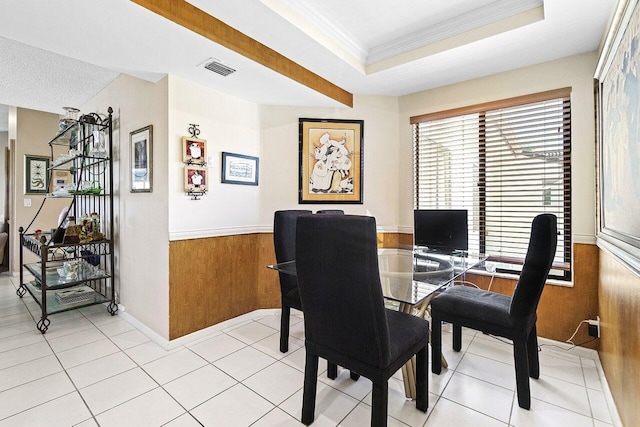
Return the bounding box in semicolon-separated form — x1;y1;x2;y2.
185;165;207;193
24;155;50;194
182;136;207;165
221;152;259;186
130;125;153;193
596;0;640;273
298;118;364;204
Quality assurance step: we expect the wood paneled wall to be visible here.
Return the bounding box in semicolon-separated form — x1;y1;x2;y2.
598;249;640;427
169;233;599;351
168;234;280;339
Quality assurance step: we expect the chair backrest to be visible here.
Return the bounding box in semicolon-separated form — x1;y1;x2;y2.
316;210;344;214
273;210;312;295
509;214;558;318
296;214;391;368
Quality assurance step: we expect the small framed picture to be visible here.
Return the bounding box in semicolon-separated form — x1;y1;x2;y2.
52;170;72;191
24;154;50;194
185;165;207;193
221;152;259;186
130;125;153;193
182;137;207;165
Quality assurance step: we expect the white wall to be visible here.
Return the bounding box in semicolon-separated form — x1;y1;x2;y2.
82;75;170;339
0;131;7;226
167;75;263;239
258;95;401;230
398;52;598;242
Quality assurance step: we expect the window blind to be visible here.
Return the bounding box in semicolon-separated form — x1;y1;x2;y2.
412;89;571;280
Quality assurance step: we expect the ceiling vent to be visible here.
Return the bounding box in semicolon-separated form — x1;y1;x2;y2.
200;58;236;77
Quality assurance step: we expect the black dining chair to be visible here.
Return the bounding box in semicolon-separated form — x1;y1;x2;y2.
430;213;557;410
273;210;312;353
315;209;344;214
296;214;430;426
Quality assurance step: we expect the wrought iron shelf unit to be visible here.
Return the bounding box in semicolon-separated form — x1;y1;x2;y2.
17;107;117;334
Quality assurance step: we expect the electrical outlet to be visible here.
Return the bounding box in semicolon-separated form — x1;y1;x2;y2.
588;316;600;338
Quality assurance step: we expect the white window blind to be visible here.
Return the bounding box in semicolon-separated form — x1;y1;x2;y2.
412;89;571;280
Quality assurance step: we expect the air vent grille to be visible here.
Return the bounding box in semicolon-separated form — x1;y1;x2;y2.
203;59;236;77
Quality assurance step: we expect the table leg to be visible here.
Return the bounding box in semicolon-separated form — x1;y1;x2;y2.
399;299;449;400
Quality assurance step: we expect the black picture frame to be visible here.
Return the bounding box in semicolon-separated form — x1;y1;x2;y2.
221;152;259;186
298;118;364;204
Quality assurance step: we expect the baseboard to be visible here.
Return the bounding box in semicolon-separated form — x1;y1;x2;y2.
117;306;280;350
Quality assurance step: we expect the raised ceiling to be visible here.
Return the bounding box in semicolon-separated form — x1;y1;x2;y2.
0;0;617;127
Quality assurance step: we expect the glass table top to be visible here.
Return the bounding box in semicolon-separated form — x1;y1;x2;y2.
269;247;487;306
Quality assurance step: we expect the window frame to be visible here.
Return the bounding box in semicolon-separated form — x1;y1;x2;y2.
411;88;572;281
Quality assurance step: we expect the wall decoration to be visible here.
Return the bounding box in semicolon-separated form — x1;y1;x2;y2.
182;136;207;165
596;0;640;273
130;125;153;193
298;118;364;204
185;165;207;197
221;152;259;186
24;155;50;194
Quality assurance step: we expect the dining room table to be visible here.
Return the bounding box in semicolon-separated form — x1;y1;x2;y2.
268;246;487;400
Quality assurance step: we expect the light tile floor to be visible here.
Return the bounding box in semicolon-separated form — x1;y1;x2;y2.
0;274;618;426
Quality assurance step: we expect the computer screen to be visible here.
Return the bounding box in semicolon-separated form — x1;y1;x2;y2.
413;209;468;253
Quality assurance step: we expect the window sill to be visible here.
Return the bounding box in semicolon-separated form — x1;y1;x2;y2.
467;268;574;288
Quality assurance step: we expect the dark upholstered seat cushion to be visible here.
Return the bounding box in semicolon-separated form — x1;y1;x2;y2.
431;286;533;339
387;309;430;367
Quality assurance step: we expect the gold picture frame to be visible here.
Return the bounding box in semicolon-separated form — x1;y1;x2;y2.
185;165;207;193
182;136;207;165
298;118;364;204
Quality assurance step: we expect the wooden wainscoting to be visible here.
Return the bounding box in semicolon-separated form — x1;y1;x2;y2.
168;234;280;339
598;249;640;427
169;233;600;354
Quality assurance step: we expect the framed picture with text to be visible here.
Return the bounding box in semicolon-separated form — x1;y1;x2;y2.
221;152;259;186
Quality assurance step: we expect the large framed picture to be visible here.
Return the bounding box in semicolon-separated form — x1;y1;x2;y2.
298;118;364;204
596;0;640;273
221;152;259;186
24;154;50;194
130;125;153;193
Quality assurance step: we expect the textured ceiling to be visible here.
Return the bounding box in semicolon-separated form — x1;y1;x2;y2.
0;0;618;131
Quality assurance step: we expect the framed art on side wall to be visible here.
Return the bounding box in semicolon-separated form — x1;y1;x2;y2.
130;125;153;193
298;118;364;204
221;152;259;186
24;155;50;194
595;0;640;273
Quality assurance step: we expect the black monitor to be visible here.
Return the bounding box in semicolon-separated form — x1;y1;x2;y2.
413;209;468;253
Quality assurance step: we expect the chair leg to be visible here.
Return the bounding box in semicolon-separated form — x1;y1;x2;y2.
371;381;389;427
327;361;338;379
415;345;429;412
280;305;291;353
431;315;442;374
514;340;531;410
350;371;360;381
453;324;462;352
302;353;319;425
527;325;540;379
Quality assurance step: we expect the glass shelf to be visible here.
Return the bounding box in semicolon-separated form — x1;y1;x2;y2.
24;281;108;315
24;261;110;290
